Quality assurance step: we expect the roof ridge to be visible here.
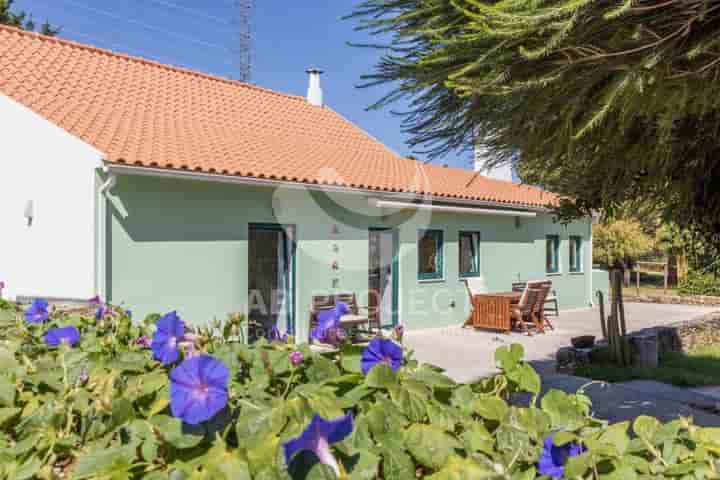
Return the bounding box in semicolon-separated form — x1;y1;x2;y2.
0;24;306;103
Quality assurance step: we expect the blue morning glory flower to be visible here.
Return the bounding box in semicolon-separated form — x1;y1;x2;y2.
283;412;354;476
151;311;185;365
268;325;288;343
311;302;349;343
89;296;107;320
360;337;403;375
25;298;49;324
169;354;229;425
538;435;585;478
43;326;81;347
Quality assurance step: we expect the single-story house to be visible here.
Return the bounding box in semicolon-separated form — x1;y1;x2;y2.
0;26;594;340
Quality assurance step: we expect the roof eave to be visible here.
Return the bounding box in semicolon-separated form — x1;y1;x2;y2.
104;162;553;213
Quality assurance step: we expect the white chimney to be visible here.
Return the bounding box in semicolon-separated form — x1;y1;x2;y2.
474;143;515;182
306;68;324;107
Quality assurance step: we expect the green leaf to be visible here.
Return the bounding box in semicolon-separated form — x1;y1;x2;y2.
340;344;364;374
563;451;593;478
150;415;204;449
390;386;426;423
426;456;494;479
495;344;524;371
306;355;340;383
72;446;136;479
598;421;630;456
0;375;16;407
0;407;20;428
379;438;415;480
540;389;586;430
633;415;661;444
410;366;456;389
404;424;461;469
473;396;509;422
343;448;379;479
365;363;397;389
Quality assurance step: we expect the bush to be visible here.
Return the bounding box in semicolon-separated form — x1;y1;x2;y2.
1;301;719;479
678;270;720;296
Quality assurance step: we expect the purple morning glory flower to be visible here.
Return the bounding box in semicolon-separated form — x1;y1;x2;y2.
89;296;107;320
25;298;49;324
135;336;151;348
311;302;349;342
43;326;81;347
151;311;185;365
361;338;403;375
169;354;229;425
268;325;288;343
289;350;304;366
394;324;405;342
283;412;354;476
538;435;585;478
324;327;347;347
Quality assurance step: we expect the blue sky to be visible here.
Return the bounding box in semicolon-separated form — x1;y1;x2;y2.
15;0;472;169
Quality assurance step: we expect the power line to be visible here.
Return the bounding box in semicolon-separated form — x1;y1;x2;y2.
55;0;229;50
143;0;232;26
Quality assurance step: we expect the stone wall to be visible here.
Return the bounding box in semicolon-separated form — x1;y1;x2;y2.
625;294;720;306
628;311;720;355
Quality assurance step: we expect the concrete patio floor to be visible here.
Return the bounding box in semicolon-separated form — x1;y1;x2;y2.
407;302;720;425
407;302;717;382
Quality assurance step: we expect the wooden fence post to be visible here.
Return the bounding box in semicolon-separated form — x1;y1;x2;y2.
597;290;607;340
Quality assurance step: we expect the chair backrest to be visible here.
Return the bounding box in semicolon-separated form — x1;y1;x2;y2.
532;285;551;314
511;282;527;292
465;277;488;297
310;295;335;331
519;288;540;314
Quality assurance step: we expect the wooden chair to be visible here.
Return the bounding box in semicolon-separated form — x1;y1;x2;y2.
309;294;335;342
463;277;488;328
334;292;378;332
531;283;554;333
545;288;559;316
511;282;527;292
511;288;541;336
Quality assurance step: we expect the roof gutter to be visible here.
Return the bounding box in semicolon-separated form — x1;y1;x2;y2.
372;199;537;218
104;163;550;213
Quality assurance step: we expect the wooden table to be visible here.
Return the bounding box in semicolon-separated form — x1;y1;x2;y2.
466;291;522;333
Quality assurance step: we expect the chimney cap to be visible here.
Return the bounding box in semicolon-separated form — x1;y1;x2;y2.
306;67;324;74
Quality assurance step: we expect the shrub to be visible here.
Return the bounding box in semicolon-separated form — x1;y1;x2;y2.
0;301;719;479
678;270;720;297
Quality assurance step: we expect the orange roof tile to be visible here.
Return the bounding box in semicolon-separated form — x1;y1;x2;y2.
0;26;557;208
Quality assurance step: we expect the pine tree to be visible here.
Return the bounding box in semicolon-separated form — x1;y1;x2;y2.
1;0;59;36
349;0;720;249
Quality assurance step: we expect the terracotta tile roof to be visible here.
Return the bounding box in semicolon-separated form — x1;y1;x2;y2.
0;26;557;208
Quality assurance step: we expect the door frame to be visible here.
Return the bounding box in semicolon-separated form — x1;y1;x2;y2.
248;223;297;335
369;227;399;328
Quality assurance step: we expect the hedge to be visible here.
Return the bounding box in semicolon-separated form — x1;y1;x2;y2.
678;270;720;297
0;300;719;479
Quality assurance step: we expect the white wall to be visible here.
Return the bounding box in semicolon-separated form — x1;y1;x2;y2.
0;94;103;300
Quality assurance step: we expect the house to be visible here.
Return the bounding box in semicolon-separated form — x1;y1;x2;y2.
0;26;594;340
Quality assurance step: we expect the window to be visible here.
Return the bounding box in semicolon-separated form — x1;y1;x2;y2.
569;236;583;273
418;229;444;280
546;235;560;274
459;231;481;278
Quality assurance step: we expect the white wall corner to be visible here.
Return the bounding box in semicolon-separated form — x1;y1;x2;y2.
0;93;105;300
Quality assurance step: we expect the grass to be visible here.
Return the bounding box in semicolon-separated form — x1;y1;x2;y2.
576;345;720;387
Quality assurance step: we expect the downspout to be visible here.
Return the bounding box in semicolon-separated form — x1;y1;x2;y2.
97;166;117;300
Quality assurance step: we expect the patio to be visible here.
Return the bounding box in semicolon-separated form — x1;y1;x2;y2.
406;302;718;383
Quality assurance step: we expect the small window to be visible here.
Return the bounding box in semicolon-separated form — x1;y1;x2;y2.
459;231;481;278
546;235;560;274
418;230;444;280
569;236;582;272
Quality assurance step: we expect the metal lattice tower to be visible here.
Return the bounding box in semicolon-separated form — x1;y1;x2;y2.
236;0;253;83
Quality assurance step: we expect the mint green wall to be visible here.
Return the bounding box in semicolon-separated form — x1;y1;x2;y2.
107;174;593;340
